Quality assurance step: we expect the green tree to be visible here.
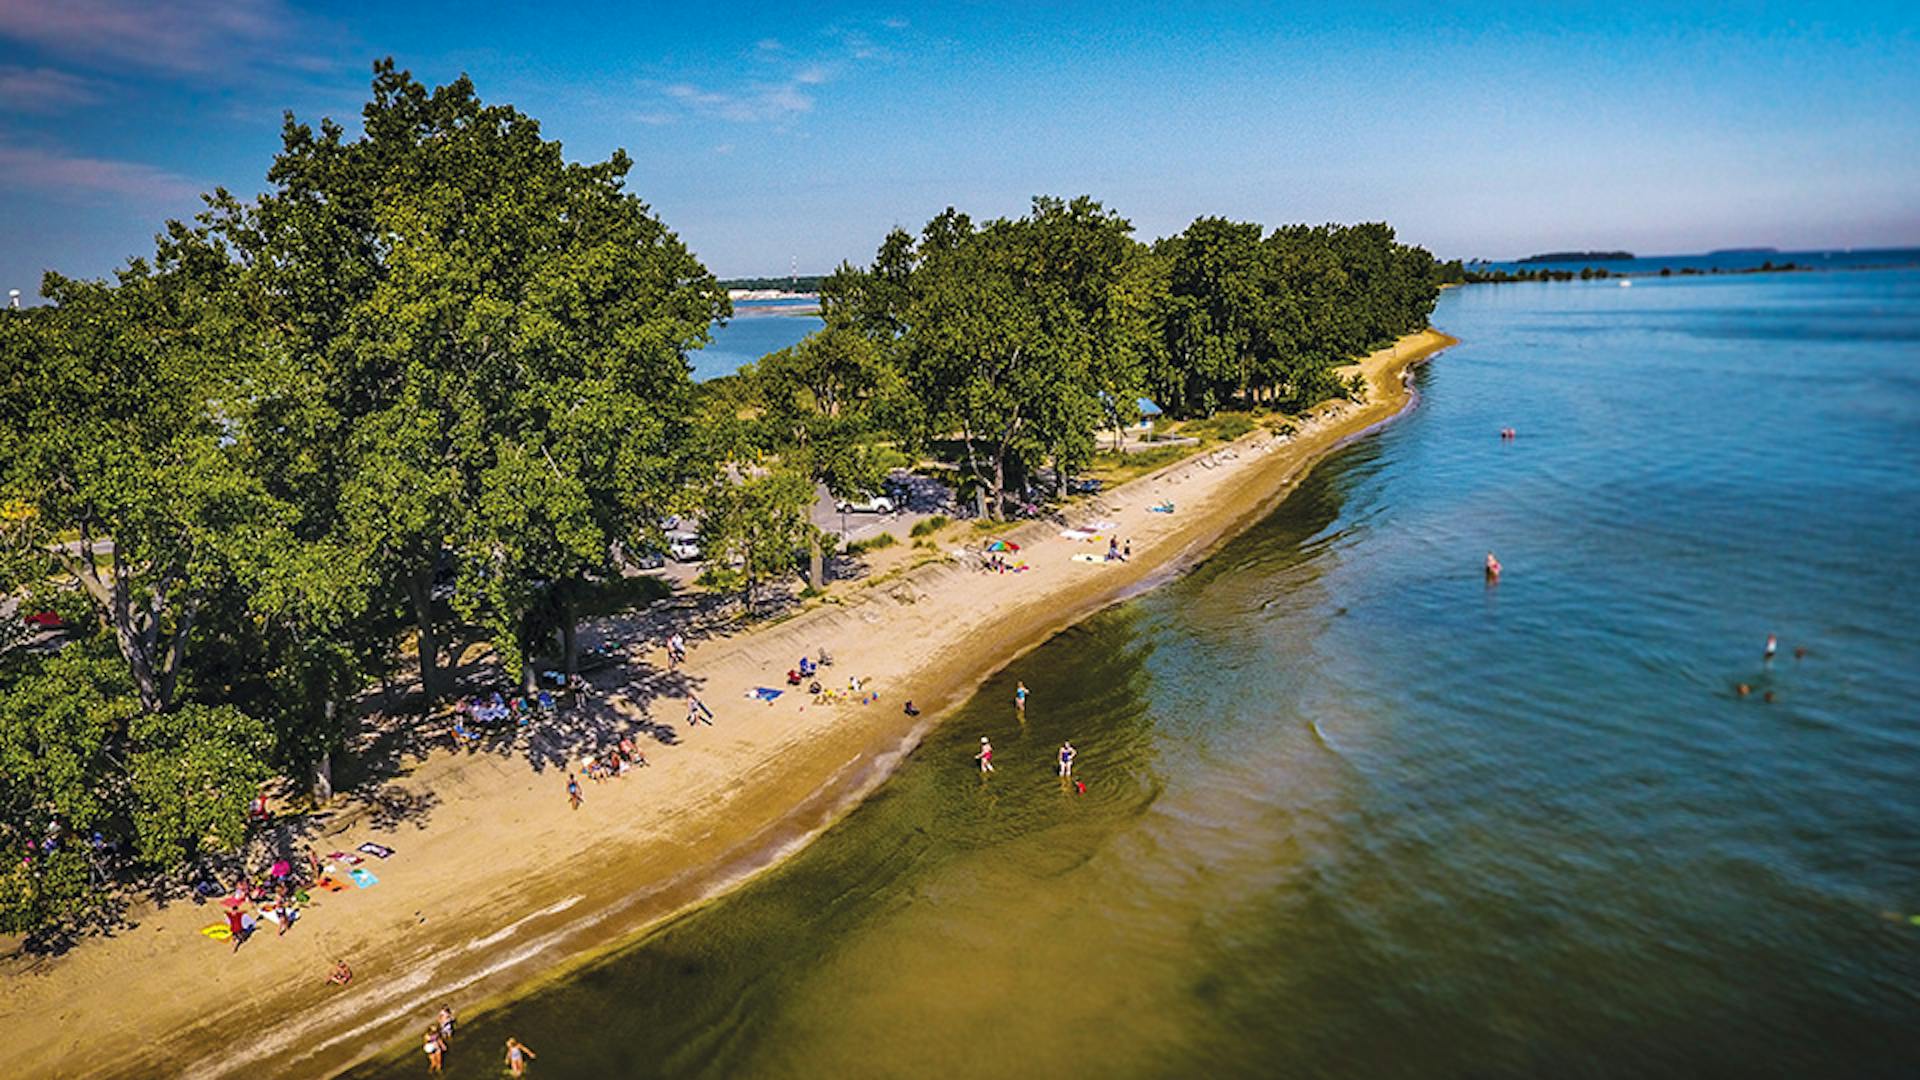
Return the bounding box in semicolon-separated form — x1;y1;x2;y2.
214;60;727;697
746;325;900;587
0;231;276;716
696;467;821;612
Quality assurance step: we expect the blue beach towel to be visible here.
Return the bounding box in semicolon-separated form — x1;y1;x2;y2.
348;868;378;889
750;687;783;702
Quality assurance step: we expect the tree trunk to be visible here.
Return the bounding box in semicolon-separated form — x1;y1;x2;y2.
313;751;334;804
992;449;1007;520
807;534;825;590
406;564;443;702
561;588;579;680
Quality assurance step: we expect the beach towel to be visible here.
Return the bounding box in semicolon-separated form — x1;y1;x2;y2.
200;924;232;940
326;851;363;865
317;876;346;892
1150;502;1175;514
1060;528;1097;541
1089;519;1119;531
1071;553;1106;564
749;687;783;702
348;868;378;889
357;842;394;859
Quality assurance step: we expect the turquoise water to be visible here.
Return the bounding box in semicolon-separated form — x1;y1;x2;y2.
357;270;1920;1078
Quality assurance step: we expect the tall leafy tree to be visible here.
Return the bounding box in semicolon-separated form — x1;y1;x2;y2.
745;325;900;586
214;60;727;697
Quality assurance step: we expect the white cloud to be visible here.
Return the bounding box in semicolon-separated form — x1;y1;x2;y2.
0;139;204;204
0;65;102;113
0;0;291;75
663;80;814;124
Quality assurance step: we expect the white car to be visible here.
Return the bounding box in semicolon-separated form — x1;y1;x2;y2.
666;532;702;562
835;495;895;514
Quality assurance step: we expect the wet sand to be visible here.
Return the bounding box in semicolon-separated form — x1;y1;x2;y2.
0;329;1454;1079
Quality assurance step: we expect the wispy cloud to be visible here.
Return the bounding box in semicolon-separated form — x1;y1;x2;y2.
0;0;297;76
663;81;815;124
652;19;908;128
0;65;102;113
0;139;204;204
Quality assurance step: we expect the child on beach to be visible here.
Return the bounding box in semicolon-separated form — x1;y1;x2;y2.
566;774;582;811
424;1028;443;1073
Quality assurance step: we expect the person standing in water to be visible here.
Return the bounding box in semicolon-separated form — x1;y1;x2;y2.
505;1038;536;1076
1015;681;1028;717
976;737;995;773
1058;741;1076;777
1485;552;1502;579
1764;633;1778;661
424;1027;444;1073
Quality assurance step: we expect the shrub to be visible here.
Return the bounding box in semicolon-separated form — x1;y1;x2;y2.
909;514;949;538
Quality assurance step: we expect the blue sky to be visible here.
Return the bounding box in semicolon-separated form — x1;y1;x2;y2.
2;1;1916;293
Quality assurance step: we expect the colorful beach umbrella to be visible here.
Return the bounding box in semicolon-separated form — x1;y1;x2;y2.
985;539;1020;552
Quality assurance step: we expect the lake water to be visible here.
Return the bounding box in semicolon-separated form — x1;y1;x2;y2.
357;270;1920;1078
694;300;823;381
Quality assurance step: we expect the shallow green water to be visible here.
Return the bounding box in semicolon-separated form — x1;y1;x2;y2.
356;271;1920;1079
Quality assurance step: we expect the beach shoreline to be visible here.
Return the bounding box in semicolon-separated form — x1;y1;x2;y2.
0;328;1455;1080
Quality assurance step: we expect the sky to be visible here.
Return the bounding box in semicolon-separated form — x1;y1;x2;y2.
1;0;1917;295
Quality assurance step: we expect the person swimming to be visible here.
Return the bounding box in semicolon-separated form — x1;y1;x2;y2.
1485;552;1502;579
1764;633;1777;661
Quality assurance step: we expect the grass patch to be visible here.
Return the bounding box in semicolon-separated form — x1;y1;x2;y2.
972;518;1020;535
909;514;949;538
1176;412;1256;443
1085;443;1196;486
845;532;897;555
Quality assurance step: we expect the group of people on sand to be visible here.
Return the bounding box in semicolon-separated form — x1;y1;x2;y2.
973;682;1087;794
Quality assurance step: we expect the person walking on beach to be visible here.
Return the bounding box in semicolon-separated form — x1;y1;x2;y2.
668;631;686;669
423;1027;444;1073
566;773;582;811
977;737;995;773
1015;682;1028;717
226;905;246;953
1058;741;1076;777
687;694;713;727
505;1038;537;1076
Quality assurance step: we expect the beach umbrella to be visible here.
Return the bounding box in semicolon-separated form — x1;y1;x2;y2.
269;859;291;879
986;539;1020;552
220;895;247;909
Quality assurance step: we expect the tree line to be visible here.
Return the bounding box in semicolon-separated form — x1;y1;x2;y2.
0;64;1438;937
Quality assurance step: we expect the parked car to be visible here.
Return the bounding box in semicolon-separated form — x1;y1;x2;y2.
835;494;896;514
666;531;702;562
628;547;665;570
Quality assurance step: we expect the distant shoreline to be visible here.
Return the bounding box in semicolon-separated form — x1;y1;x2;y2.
726;288;820;302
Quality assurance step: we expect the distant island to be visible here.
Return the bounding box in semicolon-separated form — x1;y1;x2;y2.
1518;250;1634;264
721;274;827;293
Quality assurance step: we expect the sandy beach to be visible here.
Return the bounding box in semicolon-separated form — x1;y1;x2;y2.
0;328;1454;1080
